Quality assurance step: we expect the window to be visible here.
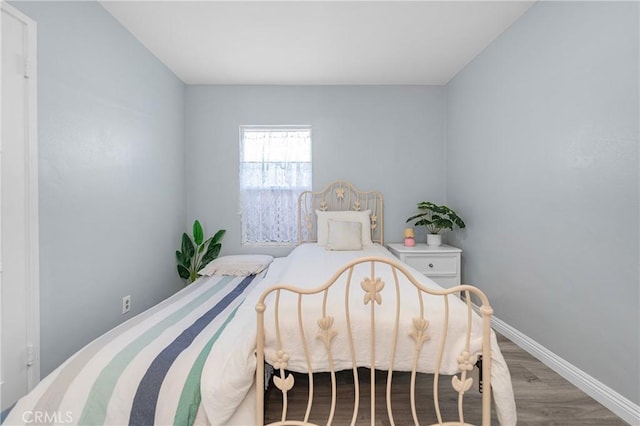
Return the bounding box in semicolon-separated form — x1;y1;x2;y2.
239;126;312;245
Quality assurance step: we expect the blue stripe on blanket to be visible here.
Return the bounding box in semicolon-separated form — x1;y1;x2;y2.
128;275;257;426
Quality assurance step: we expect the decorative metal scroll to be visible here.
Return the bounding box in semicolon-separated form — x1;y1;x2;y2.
298;180;384;245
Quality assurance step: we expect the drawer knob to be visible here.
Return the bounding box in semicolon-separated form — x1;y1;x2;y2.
429;263;434;268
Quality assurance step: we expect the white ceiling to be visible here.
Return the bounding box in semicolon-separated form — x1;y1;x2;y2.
101;1;534;85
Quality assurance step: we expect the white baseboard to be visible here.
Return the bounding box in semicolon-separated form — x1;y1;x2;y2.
491;315;640;425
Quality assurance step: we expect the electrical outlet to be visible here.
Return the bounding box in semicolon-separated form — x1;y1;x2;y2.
122;295;131;314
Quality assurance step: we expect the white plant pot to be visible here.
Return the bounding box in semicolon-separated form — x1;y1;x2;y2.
427;234;442;247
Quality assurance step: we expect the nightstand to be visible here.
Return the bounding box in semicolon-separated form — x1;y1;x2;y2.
386;243;462;288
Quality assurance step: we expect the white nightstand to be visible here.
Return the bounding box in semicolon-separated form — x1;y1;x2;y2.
387;243;462;288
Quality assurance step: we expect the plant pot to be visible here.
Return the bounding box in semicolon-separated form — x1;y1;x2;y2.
426;234;442;247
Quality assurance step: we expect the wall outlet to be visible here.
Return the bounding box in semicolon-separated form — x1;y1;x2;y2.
122;295;131;314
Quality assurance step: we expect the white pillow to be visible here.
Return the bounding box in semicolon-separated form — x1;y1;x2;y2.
326;220;362;251
198;254;274;277
316;210;372;246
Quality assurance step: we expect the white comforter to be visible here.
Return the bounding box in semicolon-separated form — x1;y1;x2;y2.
203;244;517;425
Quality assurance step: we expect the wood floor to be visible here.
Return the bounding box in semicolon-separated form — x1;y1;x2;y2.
265;333;627;425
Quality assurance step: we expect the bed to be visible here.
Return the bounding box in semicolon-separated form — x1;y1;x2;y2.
3;181;516;426
2;271;268;426
250;181;517;426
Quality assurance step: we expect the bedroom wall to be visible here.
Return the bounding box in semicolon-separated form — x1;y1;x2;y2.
12;1;186;376
446;0;639;404
185;85;446;257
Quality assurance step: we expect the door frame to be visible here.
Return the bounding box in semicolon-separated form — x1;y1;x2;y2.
0;1;40;390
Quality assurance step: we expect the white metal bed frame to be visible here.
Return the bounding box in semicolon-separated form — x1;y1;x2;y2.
256;181;493;425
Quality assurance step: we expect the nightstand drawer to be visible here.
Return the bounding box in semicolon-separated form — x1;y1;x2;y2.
386;243;462;288
404;255;458;276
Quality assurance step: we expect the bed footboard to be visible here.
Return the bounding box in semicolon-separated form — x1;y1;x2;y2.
255;257;493;426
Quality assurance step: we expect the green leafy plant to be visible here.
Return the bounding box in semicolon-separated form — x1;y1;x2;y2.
176;220;226;283
406;201;466;234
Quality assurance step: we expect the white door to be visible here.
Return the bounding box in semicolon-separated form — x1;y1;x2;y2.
1;3;39;411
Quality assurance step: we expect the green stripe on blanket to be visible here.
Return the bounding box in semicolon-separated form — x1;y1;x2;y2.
173;306;240;426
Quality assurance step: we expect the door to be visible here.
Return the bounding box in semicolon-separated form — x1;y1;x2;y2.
1;3;39;411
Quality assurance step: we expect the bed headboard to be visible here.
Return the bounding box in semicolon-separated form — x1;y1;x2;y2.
298;180;384;245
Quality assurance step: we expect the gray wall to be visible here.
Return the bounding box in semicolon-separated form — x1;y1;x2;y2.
185;85;446;257
13;2;186;376
446;1;639;404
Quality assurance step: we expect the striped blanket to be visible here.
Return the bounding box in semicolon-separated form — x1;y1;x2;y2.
3;273;264;426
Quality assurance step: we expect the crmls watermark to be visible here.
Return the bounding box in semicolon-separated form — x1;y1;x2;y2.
21;410;73;424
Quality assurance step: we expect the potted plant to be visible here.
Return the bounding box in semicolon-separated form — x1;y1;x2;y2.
406;201;466;247
176;220;226;284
